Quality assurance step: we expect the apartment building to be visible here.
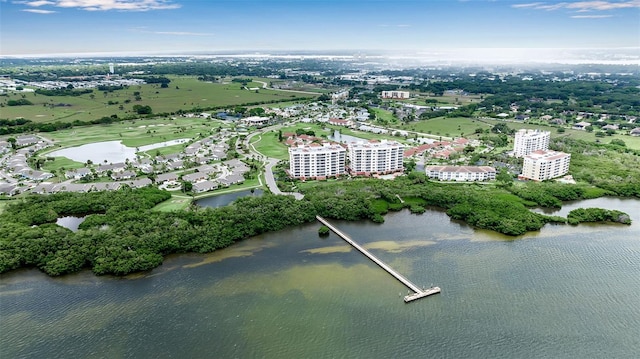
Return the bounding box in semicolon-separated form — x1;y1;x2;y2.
288;143;346;180
381;91;410;99
519;150;571;181
348;140;404;176
425;165;496;182
513;129;550;157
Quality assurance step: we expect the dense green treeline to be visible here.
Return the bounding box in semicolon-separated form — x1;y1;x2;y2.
0;173;633;277
0;188;316;276
567;208;632;225
552;137;640;197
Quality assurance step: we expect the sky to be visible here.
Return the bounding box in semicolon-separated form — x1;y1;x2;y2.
0;0;639;60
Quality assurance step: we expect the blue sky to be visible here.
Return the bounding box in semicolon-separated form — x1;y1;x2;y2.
0;0;638;56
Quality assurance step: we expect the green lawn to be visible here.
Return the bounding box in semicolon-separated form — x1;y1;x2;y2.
40;157;86;172
397;117;492;138
40;117;227;149
251;131;289;159
1;76;316;123
152;195;192;212
371;107;398;123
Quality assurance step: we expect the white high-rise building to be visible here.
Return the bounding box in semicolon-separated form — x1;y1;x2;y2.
348;140;404;176
519;150;571;181
289;144;346;180
513;129;550;157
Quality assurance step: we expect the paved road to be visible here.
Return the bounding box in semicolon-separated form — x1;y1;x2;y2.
264;158;303;200
244;130;304;200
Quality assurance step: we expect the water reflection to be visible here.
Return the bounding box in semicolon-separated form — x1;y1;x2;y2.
55;216;86;232
328;130;365;144
195;189;263;208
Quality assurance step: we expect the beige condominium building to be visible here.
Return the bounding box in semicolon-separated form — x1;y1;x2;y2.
513;129;550;158
519;150;571;181
288;143;346;180
347;140;404;176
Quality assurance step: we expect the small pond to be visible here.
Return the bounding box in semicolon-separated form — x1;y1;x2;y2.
328;130;366;144
48;139;189;164
56;216;86;232
195;189;264;208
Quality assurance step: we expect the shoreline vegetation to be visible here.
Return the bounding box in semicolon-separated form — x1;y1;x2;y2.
0;174;633;277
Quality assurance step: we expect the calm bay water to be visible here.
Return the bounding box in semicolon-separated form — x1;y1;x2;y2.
1;198;639;358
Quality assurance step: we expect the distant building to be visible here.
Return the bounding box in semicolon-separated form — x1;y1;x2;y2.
513;129;550;157
289;143;346;180
381;91;410;99
573;121;592;130
425;166;496;182
519;150;571;181
348;140;404;176
243;116;270;127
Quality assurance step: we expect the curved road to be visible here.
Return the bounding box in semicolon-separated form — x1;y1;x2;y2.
244;130;304;200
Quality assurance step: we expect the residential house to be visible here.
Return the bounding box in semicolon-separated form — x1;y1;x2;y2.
192;180;218;193
65;167;92;180
573;121;592;130
156;172;178;184
111;170;136;181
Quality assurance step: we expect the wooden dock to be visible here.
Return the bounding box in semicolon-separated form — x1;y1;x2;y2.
316;216;440;303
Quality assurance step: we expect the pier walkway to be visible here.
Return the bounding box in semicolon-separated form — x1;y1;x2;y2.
316;216;440;303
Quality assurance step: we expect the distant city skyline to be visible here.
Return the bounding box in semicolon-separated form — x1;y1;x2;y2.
1;0;638;62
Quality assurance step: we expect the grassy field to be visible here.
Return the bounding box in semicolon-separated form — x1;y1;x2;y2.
40;157;86;173
40;117;229;149
401;117;492;138
370;107;398;123
152;195;192;212
0;76;317;123
251;131;290;159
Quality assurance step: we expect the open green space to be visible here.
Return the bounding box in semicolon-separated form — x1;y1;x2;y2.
40;157;86;173
40;117;226;149
371;107;397;123
152;195;192;212
0;76;316;123
399;117;492;138
251;131;290;159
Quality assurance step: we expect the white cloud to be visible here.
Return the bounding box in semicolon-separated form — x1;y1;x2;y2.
20;0;55;6
512;1;640;11
21;7;56;13
571;14;614;17
17;0;181;11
